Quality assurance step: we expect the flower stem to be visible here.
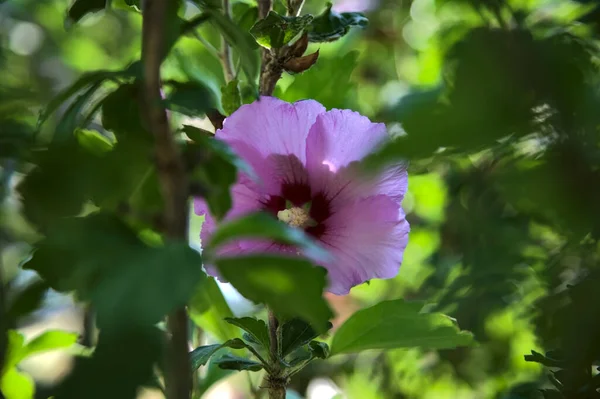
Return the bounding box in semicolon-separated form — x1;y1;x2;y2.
141;0;191;398
266;310;288;399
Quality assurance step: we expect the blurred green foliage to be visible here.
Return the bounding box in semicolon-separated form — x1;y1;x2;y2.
2;0;600;398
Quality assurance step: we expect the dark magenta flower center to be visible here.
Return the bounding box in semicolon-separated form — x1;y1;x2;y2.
261;181;330;239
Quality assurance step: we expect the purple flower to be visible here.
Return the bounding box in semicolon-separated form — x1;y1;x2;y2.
194;97;410;295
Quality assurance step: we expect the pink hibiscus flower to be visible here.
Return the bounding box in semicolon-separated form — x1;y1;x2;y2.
194;97;410;295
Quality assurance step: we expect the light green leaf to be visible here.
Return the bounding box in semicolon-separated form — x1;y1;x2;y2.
0;368;35;399
307;3;368;43
188;274;239;342
21;330;78;360
216;255;333;332
205;212;331;263
330;299;475;355
250;11;313;49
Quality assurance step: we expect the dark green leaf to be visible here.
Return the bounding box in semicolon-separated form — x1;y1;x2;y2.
285;346;312;367
183;128;255;219
307;3;368;43
308;341;329;359
330;299;474;355
67;0;107;25
207;10;260;89
214;354;264;372
221;80;242;116
6;280;49;325
38;68;134;129
280;318;331;357
205;212;331;263
190;338;247;371
165;81;216;117
54;81;104;141
54;327;163;399
17;140;93;227
250;11;313;49
224;317;270;350
216;255;333;332
101;83;147;136
24;213;203;330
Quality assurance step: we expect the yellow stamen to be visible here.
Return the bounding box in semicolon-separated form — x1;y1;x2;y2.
277;207;310;228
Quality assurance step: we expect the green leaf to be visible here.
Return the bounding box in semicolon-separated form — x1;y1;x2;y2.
190;338;247;372
280;318;331;357
250;11;313;49
0;368;35;399
330;299;475;356
205;212;331;263
24;213;203;331
67;0;107;25
207;10;260;89
214;354;264;372
164;81;216;117
21;330;78;360
308;341;329;359
216;255;333;332
221;80;242;116
280;51;359;110
74;128;114;155
188;274;239;342
224;317;270;350
307;3;368;43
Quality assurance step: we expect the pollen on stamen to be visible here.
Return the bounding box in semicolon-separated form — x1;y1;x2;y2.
277;207;310;228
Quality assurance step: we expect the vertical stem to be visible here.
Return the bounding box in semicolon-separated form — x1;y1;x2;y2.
220;0;235;82
141;1;191;398
267;310;286;399
0;161;14;379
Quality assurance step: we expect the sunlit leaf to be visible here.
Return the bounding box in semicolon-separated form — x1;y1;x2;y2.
330;299;474;355
216;255;333;332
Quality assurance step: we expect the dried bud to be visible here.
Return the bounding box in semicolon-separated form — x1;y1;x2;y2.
283;50;320;74
288;33;309;58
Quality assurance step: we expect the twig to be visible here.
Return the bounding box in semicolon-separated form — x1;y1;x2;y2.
220;0;235;82
141;1;191;399
258;0;307;96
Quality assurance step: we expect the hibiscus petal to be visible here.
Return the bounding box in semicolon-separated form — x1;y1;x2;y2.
318;195;410;295
219;97;326;165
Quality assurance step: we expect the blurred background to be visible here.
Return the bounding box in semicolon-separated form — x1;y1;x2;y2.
2;0;600;397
